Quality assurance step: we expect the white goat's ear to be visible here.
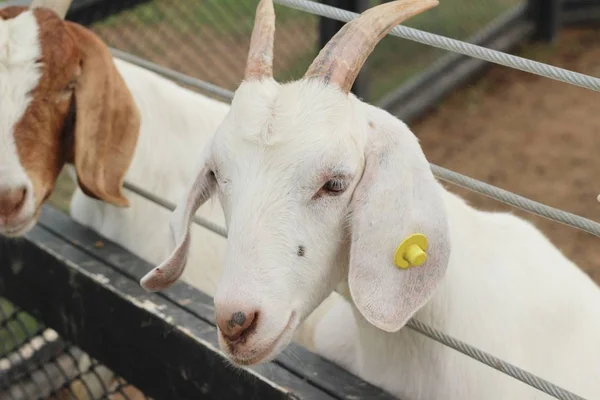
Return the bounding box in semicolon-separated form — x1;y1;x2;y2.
348;118;451;332
140;150;216;292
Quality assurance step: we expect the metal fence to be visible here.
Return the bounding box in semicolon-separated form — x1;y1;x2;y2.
79;0;598;121
77;0;521;103
1;0;600;399
0;302;148;400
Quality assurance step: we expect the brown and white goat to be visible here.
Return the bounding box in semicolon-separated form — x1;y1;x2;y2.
0;0;229;397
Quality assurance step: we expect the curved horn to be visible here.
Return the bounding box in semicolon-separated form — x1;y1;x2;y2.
29;0;73;19
244;0;275;80
304;0;438;93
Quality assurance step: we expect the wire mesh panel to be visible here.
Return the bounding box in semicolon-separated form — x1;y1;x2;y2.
78;0;526;103
0;301;149;400
86;0;318;98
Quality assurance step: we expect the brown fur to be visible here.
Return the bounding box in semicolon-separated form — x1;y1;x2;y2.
0;6;140;214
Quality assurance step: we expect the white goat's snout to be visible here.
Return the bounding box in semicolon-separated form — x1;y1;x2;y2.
214;300;259;343
213;279;300;365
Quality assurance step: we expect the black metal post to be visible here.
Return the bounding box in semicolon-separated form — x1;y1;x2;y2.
319;0;371;99
528;0;561;42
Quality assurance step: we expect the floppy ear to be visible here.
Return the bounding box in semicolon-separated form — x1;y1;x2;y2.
67;23;141;207
140;148;217;292
348;114;451;332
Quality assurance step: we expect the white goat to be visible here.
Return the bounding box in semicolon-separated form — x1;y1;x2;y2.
145;1;600;399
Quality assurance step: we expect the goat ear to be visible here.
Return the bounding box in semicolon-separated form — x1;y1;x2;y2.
140;149;217;292
348;116;451;332
67;23;141;207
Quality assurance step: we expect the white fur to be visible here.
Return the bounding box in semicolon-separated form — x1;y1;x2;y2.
62;59;233;399
313;152;600;398
66;61;329;397
170;79;600;399
0;11;41;234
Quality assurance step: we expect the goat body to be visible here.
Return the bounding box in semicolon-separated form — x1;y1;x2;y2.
69;58;229;296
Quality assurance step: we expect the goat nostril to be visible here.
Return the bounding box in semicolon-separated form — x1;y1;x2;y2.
221;311;257;342
228;311;247;328
17;188;26;208
0;186;27;218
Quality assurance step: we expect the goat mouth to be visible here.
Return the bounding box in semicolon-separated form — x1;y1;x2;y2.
0;216;37;238
229;311;298;366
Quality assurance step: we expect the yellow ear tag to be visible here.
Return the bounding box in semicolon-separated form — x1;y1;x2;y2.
394;234;428;269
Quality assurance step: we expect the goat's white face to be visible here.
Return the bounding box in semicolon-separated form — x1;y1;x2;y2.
143;0;449;367
211;80;365;363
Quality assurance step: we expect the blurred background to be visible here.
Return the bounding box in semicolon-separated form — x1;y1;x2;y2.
1;0;600;397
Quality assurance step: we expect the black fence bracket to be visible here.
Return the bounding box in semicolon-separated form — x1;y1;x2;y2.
528;0;561;42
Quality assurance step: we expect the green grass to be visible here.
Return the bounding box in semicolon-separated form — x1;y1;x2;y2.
367;0;522;100
0;299;41;355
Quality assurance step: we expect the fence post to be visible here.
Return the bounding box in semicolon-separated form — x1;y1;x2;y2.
319;0;371;99
528;0;561;42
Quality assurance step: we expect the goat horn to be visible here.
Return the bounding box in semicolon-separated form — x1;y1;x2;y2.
29;0;73;19
304;0;438;93
244;0;275;80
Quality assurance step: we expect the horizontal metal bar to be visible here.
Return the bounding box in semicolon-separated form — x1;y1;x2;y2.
378;3;534;123
275;0;600;92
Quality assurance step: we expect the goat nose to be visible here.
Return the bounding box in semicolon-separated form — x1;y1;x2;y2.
216;310;257;342
0;187;27;218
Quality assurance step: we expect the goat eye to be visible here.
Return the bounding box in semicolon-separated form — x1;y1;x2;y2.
322;179;347;195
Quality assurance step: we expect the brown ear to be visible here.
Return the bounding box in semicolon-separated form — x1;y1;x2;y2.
66;23;140;207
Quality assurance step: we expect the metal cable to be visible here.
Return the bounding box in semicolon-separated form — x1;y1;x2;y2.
406;319;586;400
109;48;235;101
431;165;600;238
274;0;600;93
112;48;600;240
122;182;228;238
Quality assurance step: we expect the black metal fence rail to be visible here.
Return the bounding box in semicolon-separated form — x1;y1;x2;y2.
0;206;396;400
562;0;600;25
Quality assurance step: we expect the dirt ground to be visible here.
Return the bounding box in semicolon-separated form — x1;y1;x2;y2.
412;26;600;284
